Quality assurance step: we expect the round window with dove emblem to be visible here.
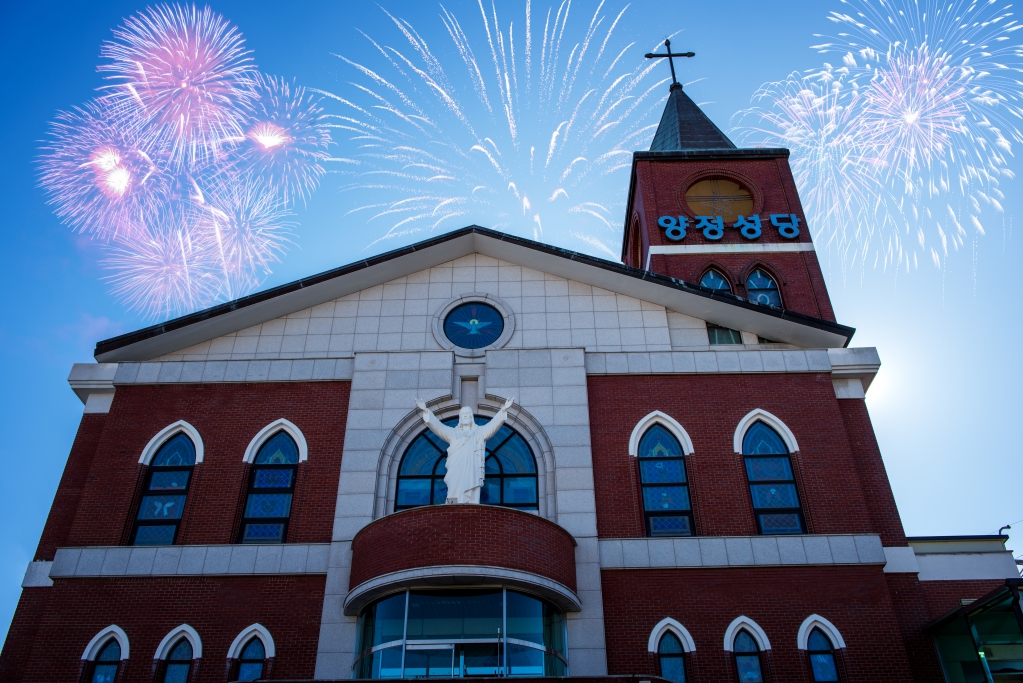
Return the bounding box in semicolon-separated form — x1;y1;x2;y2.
443;302;504;349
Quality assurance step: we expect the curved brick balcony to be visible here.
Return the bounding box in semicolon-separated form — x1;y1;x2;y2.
345;505;578;615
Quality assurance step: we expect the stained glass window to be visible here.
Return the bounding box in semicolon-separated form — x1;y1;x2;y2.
237;637;266;681
132;433;196;546
742;422;805;535
162;639;192;683
89;639;120;683
808;629;839;682
443;302;504;349
733;630;763;682
685;178;753;223
658;632;687;683
700;269;731;292
395;417;537;511
746;269;782;308
240;431;300;543
638;425;692;537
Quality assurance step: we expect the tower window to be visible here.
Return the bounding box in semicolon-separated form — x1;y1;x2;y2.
131;433;196;546
742;421;806;534
700;269;731;292
685;178;753;223
746;269;782;308
638;425;692;537
240;431;300;543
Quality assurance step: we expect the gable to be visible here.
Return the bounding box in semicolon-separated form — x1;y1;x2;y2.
95;227;852;361
155;254;729;361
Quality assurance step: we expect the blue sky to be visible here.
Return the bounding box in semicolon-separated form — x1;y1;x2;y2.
1;0;1020;639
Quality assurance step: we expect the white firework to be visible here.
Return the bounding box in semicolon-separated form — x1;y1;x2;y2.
324;0;671;257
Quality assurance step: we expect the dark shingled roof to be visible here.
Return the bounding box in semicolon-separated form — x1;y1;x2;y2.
649;83;736;151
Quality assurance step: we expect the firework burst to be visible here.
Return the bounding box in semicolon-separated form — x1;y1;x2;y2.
99;3;256;170
39;3;332;320
232;74;333;205
735;0;1023;274
327;0;667;256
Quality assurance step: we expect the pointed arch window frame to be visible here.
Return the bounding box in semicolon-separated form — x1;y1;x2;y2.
239;423;305;544
132;424;200;546
736;411;806;535
629;412;696;537
228;623;276;682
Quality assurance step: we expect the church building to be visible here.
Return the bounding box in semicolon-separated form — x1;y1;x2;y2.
2;69;1021;683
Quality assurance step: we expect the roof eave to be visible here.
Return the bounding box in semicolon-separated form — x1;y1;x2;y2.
96;226;854;362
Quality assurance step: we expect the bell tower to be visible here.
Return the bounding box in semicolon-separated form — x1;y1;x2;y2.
622;47;835;322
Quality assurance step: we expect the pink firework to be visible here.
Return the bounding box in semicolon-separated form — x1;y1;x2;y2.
39;101;166;239
103;225;221;319
192;182;293;297
858;48;965;183
232;74;332;204
99;3;256;170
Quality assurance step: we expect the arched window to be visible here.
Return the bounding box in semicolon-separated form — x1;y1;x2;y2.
700;268;731;292
162;638;193;683
746;269;781;308
638;425;692;537
240;431;300;543
807;629;839;681
89;639;121;683
733;630;763;683
742;422;805;535
237;637;266;681
132;433;196;545
395;417;537;511
658;632;687;683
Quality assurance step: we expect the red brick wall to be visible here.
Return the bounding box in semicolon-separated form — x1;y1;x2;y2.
12;575;324;683
630;156;835;321
0;588;50;682
36;414;107;561
601;566;915;682
588;373;885;539
350;505;577;591
836;399;907;546
61;382;349;548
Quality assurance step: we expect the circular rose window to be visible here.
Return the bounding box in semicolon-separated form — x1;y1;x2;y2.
443;302;504;349
685;178;753;223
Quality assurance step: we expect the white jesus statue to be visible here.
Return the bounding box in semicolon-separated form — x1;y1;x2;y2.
414;397;516;504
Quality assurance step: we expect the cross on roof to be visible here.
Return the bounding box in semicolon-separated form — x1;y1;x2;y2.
644;38;695;86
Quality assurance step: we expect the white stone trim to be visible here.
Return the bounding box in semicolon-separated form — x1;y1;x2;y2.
49;544;330;578
628;411;694;456
242;419;308;463
882;546;920;574
648;243;816;257
723;616;771;651
22;561;53;587
139;421;204;465
733;409;799;453
599;535;885;569
797;614;846;650
82;625;130;660
431;292;516;358
343;564;582;616
155;624;202;660
647;617;696;653
227;623;276;659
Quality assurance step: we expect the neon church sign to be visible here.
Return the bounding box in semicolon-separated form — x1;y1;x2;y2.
657;214;802;241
